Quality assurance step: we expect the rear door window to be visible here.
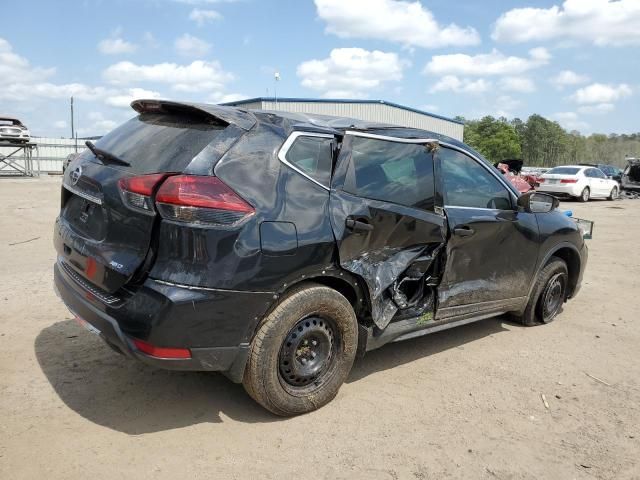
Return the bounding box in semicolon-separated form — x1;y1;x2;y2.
438;147;512;210
92;112;226;174
283;135;333;187
343;136;435;211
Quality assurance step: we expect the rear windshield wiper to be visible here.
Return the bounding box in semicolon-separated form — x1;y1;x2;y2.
85;140;130;166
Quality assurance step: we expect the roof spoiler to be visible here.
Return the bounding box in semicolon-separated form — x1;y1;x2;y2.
130;99;256;131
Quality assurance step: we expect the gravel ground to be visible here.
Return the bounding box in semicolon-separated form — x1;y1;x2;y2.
1;176;638;479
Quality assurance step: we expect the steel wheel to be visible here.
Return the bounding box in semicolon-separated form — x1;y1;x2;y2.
278;316;339;392
538;272;567;323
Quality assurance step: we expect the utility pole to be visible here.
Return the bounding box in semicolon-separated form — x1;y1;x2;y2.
70;96;75;139
274;71;280;107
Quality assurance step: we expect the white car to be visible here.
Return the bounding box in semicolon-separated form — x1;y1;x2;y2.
537;165;619;202
0;116;30;143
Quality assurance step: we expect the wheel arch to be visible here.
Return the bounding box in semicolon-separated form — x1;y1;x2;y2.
534;243;582;300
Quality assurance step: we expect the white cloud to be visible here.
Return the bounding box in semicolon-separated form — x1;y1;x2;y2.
552;111;589;131
494;95;522;117
499;76;536;93
424;48;550;76
550;70;589;89
98;37;137;55
78;112;118;136
0;37;55;85
105;88;162;108
297;47;407;98
571;83;632;104
492;0;640;46
577;103;615;114
174;34;211;57
103;60;233;92
314;0;480;49
429;76;491;94
0;82;108;101
209;92;247;103
189;8;222;26
54;120;68;129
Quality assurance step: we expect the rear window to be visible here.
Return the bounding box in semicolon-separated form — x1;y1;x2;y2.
92;112;226;173
547;167;580;175
284;135;333;187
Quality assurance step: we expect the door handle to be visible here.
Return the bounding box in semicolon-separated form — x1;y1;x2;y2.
345;218;374;232
453;225;475;237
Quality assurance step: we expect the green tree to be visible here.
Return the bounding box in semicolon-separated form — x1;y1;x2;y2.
463;116;521;163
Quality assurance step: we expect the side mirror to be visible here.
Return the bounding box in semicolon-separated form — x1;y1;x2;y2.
517;191;559;213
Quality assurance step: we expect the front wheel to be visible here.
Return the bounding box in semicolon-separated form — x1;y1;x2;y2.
608;186;618;200
578;187;590;202
243;283;358;416
512;257;568;326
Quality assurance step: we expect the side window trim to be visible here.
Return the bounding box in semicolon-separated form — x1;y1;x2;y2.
278;131;334;191
437;145;518;210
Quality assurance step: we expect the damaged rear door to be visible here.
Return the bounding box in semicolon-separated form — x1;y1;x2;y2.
329;131;447;330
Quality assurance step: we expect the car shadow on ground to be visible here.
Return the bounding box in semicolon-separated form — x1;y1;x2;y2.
347;316;512;383
36;316;514;433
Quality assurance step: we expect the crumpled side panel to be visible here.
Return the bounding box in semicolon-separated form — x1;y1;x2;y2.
343;245;428;329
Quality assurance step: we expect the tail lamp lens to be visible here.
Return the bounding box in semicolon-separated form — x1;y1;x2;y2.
155;175;254;226
561;179;577;183
118;173;167;213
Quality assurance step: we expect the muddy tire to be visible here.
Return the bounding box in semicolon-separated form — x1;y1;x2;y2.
512;257;568;327
608;186;618;201
578;187;590;202
243;283;358;416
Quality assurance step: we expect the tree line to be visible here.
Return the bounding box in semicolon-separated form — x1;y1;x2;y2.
457;114;640;168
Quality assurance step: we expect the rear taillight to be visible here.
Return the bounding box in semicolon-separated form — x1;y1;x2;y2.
118;173;167;214
132;338;191;359
561;179;577;184
155;175;254;226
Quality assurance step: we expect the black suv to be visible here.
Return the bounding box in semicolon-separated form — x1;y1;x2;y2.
54;100;588;415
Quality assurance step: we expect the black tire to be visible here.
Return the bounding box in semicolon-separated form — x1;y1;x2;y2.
608;186;618;200
243;283;358;416
578;187;590;202
512;257;568;327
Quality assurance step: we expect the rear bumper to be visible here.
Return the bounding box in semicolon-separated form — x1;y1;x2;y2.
537;184;581;197
53;260;274;381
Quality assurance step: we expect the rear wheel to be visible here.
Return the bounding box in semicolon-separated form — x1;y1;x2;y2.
243;283;358;416
608;186;618;200
578;187;590;202
512;257;568;327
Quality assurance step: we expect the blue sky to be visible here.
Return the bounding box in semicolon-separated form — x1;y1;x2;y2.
1;0;639;137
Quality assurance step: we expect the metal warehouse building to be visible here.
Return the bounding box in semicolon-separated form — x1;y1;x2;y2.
222;98;464;141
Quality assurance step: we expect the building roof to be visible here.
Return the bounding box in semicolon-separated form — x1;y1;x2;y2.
220;97;464;126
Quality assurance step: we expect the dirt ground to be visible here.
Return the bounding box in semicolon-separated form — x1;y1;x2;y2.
0;176;638;480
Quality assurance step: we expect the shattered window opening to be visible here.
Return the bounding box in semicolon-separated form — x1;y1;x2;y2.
344;136;435;212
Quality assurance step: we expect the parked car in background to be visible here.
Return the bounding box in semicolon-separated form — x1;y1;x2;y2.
538;165;619;201
53;99;588;415
495;159;532;193
621;158;640;192
0;117;30;143
579;163;623;183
